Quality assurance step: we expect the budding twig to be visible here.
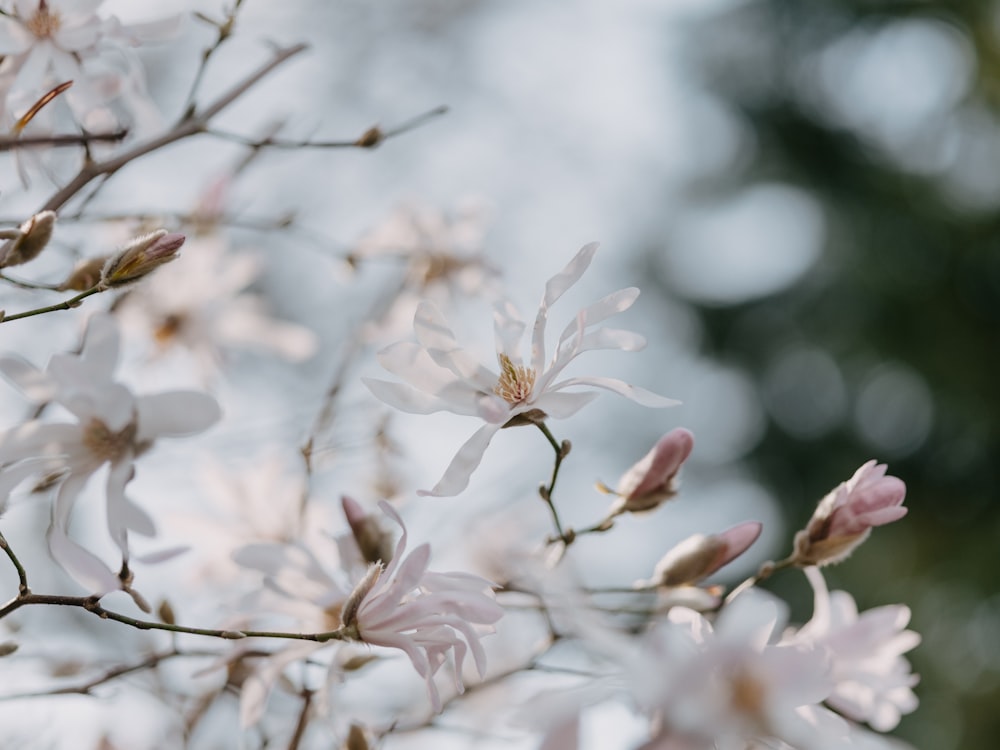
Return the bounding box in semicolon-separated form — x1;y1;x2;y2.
0;531;29;597
535;422;572;545
0;285;103;324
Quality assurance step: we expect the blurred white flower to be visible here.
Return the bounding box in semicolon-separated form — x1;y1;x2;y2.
0;314;220;593
631;590;851;750
116;234;318;372
341;501;503;712
788;567;920;732
365;243;677;496
0;0;177;130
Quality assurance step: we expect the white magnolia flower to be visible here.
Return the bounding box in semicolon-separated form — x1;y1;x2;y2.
787;567;920;732
116;233;318;372
341;501;503;711
631;590;851;750
0;314;220;593
0;0;177;129
365;243;677;496
233;500;503;722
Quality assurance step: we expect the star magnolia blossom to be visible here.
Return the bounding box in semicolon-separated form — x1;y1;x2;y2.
365;243;677;496
631;591;852;750
787;567;920;733
341;501;503;711
0;0;176;129
0;314;220;593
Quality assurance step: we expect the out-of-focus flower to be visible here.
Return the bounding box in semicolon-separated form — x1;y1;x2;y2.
341;501;503;711
0;314;220;593
0;0;177;130
0;209;56;268
639;521;763;589
606;428;694;515
115;234;317;372
365;243;677;496
233;500;503;723
792;461;907;567
630;591;851;750
787;567;920;732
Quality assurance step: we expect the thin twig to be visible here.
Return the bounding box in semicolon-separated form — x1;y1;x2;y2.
0;531;29;596
38;44;309;215
0;592;350;644
534;421;571;544
0;131;129;151
286;689;314;750
0;272;63;291
0;285;103;324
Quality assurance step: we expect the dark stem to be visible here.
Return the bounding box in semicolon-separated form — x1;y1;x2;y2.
0;531;29;596
0;285;103;324
286;690;314;750
534;422;572;544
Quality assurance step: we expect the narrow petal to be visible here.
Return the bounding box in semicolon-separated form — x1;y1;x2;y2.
364;377;463;415
547;376;679;408
0;355;56;401
531;243;599;373
530;391;600;419
554;287;640;349
493;299;527;362
417;423;501;497
135;391;221;440
104;457;135;558
413;303;497;390
47;523;120;595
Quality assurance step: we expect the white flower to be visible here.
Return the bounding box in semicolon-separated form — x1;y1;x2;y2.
116;233;318;372
0;0;177;130
364;243;677;496
787;567;920;732
341;501;503;711
631;590;851;750
0;314;220;593
233;500;503;722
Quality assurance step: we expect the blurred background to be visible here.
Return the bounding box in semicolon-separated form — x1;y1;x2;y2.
1;0;996;747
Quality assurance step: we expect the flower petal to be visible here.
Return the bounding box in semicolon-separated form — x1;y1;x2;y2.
417;423;501;497
530;242;599;373
413;302;496;389
136;391;221;441
0;355;56;401
548;376;679;408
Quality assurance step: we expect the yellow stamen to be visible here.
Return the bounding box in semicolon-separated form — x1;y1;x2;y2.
25;3;61;39
82;418;136;463
494;353;536;406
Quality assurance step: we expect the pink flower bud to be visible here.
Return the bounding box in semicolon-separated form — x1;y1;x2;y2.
611;428;694;514
341;496;394;565
651;521;763;587
792;460;907;567
101;230;184;287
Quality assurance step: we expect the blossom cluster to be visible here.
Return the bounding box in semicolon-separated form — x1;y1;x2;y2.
0;11;923;750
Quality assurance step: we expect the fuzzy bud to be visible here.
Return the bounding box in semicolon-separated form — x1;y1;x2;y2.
791;460;907;567
609;428;694;515
0;211;56;268
340;563;383;632
648;521;762;587
101;230;184;287
341;496;394;565
59;256;108;291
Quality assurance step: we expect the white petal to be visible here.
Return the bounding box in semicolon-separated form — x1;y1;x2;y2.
376;342;488;414
0;421;78;464
0;355;56;401
136;391;221;441
530;391;600;420
79;313;121;382
46;524;120;595
413;302;496;389
134;546;188;564
493;299;526;361
531;243;599;373
547;376;679;408
364;377;460;415
555;287;640;349
104;457;135;557
0;457;51;512
417;423;501;497
0;19;33;55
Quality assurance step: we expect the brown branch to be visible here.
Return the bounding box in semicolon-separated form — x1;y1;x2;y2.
0;131;129;151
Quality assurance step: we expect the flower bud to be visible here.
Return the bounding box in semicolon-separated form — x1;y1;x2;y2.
341;496;394;565
791;460;907;567
340;563;383;631
609;428;694;514
648;521;762;587
59;256;108;291
0;211;56;268
101;230;184;287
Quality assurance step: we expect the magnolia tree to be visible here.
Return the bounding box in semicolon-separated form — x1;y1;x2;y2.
0;3;919;749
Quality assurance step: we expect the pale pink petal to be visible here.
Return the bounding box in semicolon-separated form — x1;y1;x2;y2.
363;377;462;415
417;423;501;497
530;390;600;419
531;242;599;373
413;301;496;389
135;391;221;441
0;19;33;55
0;421;79;464
0;355;56;401
104;456;134;557
548;376;679;408
47;524;120;595
493;299;527;360
554;287;640;348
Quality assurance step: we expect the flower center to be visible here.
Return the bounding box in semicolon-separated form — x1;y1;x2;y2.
154;313;187;345
82;417;137;463
728;667;766;720
494;354;536;405
25;2;61;39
